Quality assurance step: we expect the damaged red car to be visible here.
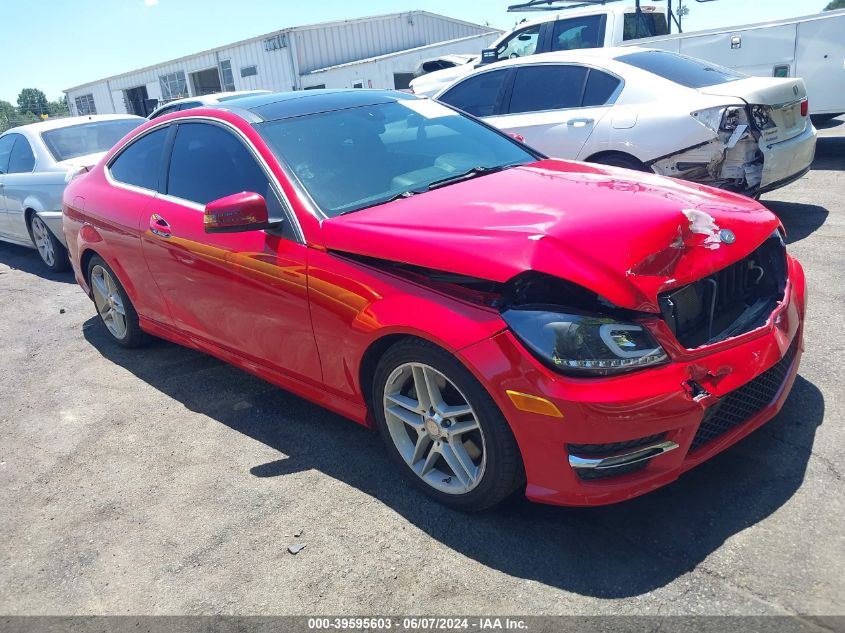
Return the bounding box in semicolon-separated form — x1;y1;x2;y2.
62;90;805;510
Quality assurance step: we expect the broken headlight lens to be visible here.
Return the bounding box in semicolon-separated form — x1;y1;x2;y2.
502;308;669;377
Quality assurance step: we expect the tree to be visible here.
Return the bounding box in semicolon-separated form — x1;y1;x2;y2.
0;100;16;123
47;95;69;117
824;0;845;9
17;88;49;116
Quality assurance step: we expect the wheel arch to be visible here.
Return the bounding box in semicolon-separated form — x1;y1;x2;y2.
359;333;431;413
583;150;650;171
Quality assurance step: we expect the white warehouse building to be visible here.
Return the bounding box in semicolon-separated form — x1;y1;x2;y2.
64;11;500;117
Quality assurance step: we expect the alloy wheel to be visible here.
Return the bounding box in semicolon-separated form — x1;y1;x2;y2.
90;265;128;340
30;216;55;267
383;362;486;495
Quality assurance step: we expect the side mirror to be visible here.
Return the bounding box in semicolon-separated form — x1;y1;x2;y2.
508;132;526;143
204;191;270;233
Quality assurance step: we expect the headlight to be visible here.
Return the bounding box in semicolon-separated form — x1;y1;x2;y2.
502;308;668;377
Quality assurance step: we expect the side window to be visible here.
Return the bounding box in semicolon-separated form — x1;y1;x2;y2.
551;15;605;51
582;70;622;106
495;24;541;61
150;105;177;120
8;136;36;173
507;65;588;114
109;127;169;191
167;122;273;206
438;69;508;118
0;135;17;174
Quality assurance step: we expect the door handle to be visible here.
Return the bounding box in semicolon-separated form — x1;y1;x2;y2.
149;213;171;238
566;117;594;127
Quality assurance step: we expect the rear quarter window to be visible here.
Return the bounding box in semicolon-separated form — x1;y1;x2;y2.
109;127;169;191
616;50;745;88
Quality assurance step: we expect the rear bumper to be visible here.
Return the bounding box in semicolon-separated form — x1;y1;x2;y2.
758;123;817;192
458;256;806;507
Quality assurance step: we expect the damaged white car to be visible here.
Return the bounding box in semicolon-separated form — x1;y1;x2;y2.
434;47;817;197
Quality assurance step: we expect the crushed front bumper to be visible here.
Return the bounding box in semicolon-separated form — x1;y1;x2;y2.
458;256;806;506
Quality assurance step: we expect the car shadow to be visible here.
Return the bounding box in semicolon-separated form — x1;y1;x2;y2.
812;116;843;130
83;319;823;599
0;241;75;284
810;135;845;171
764;201;829;244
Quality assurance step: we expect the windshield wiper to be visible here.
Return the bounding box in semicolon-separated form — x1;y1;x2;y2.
425;164;517;191
337;189;424;215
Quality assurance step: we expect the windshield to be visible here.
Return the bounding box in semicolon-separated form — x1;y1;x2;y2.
616;50;745;88
255;98;538;216
41;119;143;162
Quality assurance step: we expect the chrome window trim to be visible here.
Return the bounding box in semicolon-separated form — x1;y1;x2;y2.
105;115;305;244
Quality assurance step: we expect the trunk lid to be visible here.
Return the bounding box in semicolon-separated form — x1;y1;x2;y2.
699;77;808;144
322;160;781;313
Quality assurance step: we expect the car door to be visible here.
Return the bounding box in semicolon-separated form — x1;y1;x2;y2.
0;134;37;240
485;64;619;159
141;119;321;383
0;134;15;235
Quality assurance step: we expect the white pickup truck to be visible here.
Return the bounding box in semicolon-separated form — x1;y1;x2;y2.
410;2;845;121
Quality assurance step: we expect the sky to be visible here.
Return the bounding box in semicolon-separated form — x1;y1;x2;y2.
0;0;835;104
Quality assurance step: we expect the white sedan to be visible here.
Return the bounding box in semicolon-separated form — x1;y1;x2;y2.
0;115;143;270
147;90;271;119
432;47;817;196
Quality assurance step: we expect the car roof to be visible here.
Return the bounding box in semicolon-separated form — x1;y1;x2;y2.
156;90;271;109
215;88;416;122
0;114;143;136
479;45;654;69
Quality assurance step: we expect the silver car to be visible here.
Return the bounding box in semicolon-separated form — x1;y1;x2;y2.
0;114;143;270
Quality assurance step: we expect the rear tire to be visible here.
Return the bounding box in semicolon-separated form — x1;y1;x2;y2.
372;339;524;511
86;256;144;348
28;214;69;272
590;153;650;172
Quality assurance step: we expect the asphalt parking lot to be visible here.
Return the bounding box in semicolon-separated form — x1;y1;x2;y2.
1;118;843;618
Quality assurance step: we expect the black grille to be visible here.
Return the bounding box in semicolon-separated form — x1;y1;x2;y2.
569;433;667;481
690;337;798;452
659;234;787;349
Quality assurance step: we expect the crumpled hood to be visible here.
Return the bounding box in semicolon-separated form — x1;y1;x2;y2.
321;159;781;312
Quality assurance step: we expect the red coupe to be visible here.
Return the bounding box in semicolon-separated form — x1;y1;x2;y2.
63;90;805;510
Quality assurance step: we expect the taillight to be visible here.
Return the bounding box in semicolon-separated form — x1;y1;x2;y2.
800;98;808;117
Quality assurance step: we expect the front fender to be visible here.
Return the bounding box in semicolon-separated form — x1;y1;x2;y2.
307;249;506;404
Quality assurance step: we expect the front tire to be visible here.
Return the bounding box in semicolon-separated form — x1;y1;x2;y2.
373;339;524;511
87;256;144;348
28;214;69;272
